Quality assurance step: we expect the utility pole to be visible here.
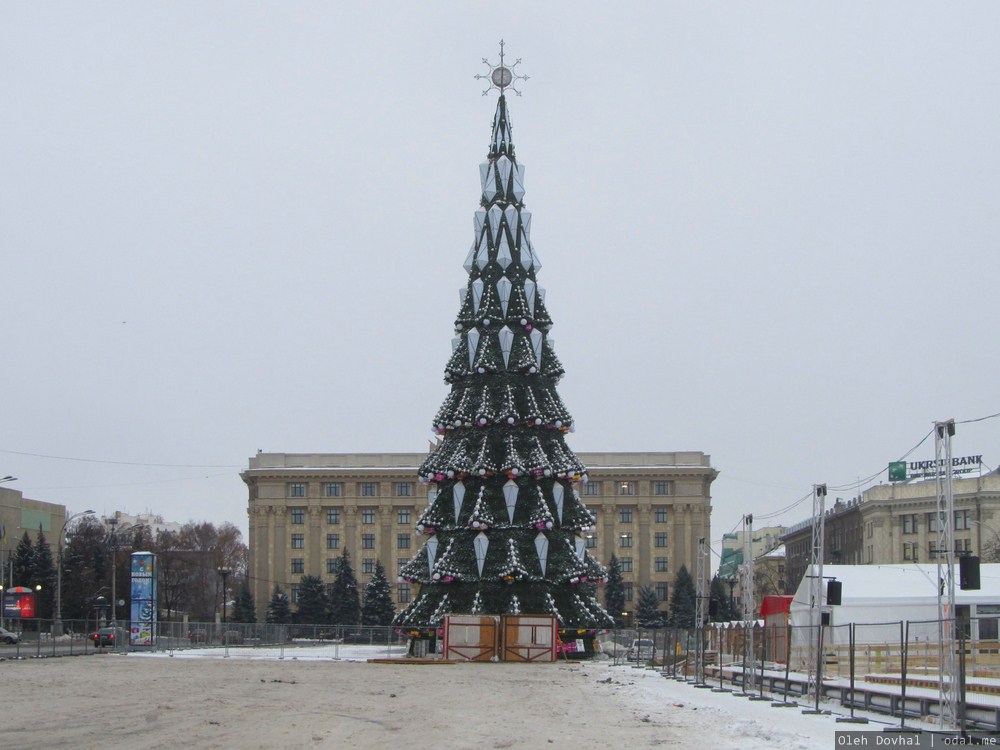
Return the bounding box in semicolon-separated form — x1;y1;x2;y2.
741;514;756;694
695;537;708;685
935;419;957;730
804;484;827;713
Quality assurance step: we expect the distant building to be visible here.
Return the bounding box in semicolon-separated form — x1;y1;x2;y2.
102;511;183;537
717;526;787;611
782;473;1000;595
242;451;717;623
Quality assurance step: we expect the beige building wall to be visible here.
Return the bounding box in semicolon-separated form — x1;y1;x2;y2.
0;486;67;581
243;451;717;623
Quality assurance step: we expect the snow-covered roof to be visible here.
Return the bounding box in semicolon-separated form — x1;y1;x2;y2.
793;563;1000;607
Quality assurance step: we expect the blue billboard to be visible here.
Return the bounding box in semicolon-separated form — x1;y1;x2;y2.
130;551;157;646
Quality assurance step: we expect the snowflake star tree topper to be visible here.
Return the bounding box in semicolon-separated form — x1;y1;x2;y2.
475;39;529;97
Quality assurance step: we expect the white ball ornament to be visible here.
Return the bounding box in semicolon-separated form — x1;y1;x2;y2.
472;521;480;528
478;417;487;425
555;420;562;428
479;468;487;475
507;417;515;425
447;470;455;478
544;469;551;476
534;417;542;425
483;318;491;326
454;419;462;427
433;572;441;580
520;318;527;325
477;367;485;374
545;521;553;529
529;366;537;374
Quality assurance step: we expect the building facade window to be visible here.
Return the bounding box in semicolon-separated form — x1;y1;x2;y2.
619;507;633;524
291;533;304;549
655;582;669;602
655;556;669;572
325;482;342;497
397;508;411;525
291;558;304;574
654;506;668;523
653;481;671;496
362;558;376;575
360;482;378;497
623;583;633;602
618;481;635;496
397;533;411;550
326;558;338;574
397;558;409;576
903;542;919;561
902;514;919;534
955;510;971;530
395;482;414;497
927;512;944;533
326;509;340;525
585;535;598;549
955;538;972;553
620;557;633;573
361;533;375;549
288;482;306;498
654;532;668;548
326;533;340;550
290;584;300;603
397;584;412;603
619;533;633;548
362;508;376;524
584;481;601;496
290;507;305;525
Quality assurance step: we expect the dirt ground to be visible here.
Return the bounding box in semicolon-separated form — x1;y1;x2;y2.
3;655;687;750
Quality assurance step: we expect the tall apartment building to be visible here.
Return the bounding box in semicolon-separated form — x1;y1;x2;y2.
242;451;716;623
782;473;1000;594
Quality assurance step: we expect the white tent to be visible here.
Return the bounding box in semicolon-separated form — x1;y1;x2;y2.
789;563;1000;644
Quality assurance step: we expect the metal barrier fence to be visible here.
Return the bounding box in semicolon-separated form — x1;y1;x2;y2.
601;617;1000;730
0;619;408;660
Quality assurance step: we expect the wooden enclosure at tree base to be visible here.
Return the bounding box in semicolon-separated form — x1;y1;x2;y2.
440;614;559;662
500;614;558;662
442;615;499;661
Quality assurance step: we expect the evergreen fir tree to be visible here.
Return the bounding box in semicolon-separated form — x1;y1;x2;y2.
266;584;291;625
32;530;57;619
668;564;697;629
295;575;329;625
231;583;257;624
604;554;626;627
635;585;666;629
12;531;34;587
361;560;396;627
328;549;360;626
709;574;736;622
395;67;611;632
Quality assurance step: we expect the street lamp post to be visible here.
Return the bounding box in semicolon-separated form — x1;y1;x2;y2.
217;567;232;624
55;509;95;637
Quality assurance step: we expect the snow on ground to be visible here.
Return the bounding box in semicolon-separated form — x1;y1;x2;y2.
6;642;950;749
129;644;943;749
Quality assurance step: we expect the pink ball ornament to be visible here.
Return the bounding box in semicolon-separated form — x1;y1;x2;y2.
435;473;445;481
525;324;533;331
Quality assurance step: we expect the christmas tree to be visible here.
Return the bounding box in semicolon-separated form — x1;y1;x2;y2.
395;46;612;633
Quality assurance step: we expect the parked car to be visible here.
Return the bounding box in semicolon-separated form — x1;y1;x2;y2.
90;627;117;647
222;630;244;645
0;626;19;644
626;638;654;661
188;629;208;643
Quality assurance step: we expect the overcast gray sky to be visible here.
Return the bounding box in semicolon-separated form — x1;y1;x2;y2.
3;3;998;558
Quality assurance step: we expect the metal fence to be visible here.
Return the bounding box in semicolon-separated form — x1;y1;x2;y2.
601;617;1000;731
0;618;407;660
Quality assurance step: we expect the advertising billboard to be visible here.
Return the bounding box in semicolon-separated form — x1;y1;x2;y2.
129;552;157;646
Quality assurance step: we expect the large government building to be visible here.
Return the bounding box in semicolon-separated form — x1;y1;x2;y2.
243;451;716;624
782;472;1000;593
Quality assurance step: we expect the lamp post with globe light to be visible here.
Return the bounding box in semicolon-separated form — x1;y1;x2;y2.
55;509;95;637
